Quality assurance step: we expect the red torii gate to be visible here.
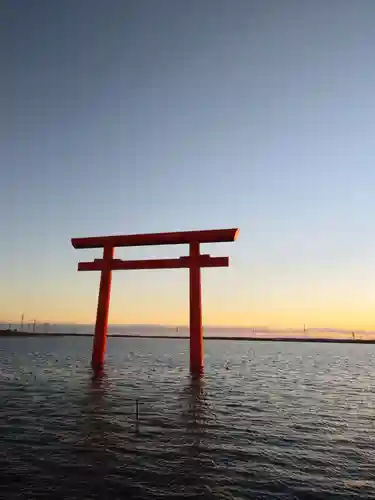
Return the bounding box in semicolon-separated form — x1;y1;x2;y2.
71;228;239;377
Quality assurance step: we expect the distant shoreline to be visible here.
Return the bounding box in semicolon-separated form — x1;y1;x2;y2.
1;330;375;344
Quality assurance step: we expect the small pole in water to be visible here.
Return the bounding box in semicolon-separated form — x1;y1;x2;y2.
135;399;139;432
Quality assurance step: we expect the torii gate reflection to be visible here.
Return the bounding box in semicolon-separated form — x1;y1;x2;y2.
71;228;239;377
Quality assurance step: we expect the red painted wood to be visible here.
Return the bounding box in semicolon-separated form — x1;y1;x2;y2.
72;228;239;249
77;255;229;272
91;246;113;373
189;242;203;376
71;227;239;377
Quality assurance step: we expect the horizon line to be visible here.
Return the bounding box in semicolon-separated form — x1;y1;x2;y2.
1;321;374;334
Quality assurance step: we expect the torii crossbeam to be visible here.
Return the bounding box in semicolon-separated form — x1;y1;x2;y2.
71;228;239;377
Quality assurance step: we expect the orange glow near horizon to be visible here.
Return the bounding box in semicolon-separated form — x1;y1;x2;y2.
2;220;375;334
2;278;375;331
2;299;375;333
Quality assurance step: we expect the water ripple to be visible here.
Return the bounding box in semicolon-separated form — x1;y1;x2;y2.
1;337;375;499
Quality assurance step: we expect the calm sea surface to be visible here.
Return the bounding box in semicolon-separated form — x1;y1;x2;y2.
1;337;375;499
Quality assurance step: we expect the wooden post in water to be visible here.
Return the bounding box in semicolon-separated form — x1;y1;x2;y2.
135;399;139;432
189;241;203;376
91;246;114;373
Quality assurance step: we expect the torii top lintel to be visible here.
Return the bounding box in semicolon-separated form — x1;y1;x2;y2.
71;228;239;249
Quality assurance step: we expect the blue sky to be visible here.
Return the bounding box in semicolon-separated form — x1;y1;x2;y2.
2;0;375;329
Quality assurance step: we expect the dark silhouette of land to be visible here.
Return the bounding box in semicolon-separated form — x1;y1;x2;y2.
1;330;375;343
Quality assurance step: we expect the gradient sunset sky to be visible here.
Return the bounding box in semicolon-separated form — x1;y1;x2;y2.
2;0;375;329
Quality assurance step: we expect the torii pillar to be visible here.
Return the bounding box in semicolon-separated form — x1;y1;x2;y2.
71;228;239;377
91;245;113;373
189;241;203;375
